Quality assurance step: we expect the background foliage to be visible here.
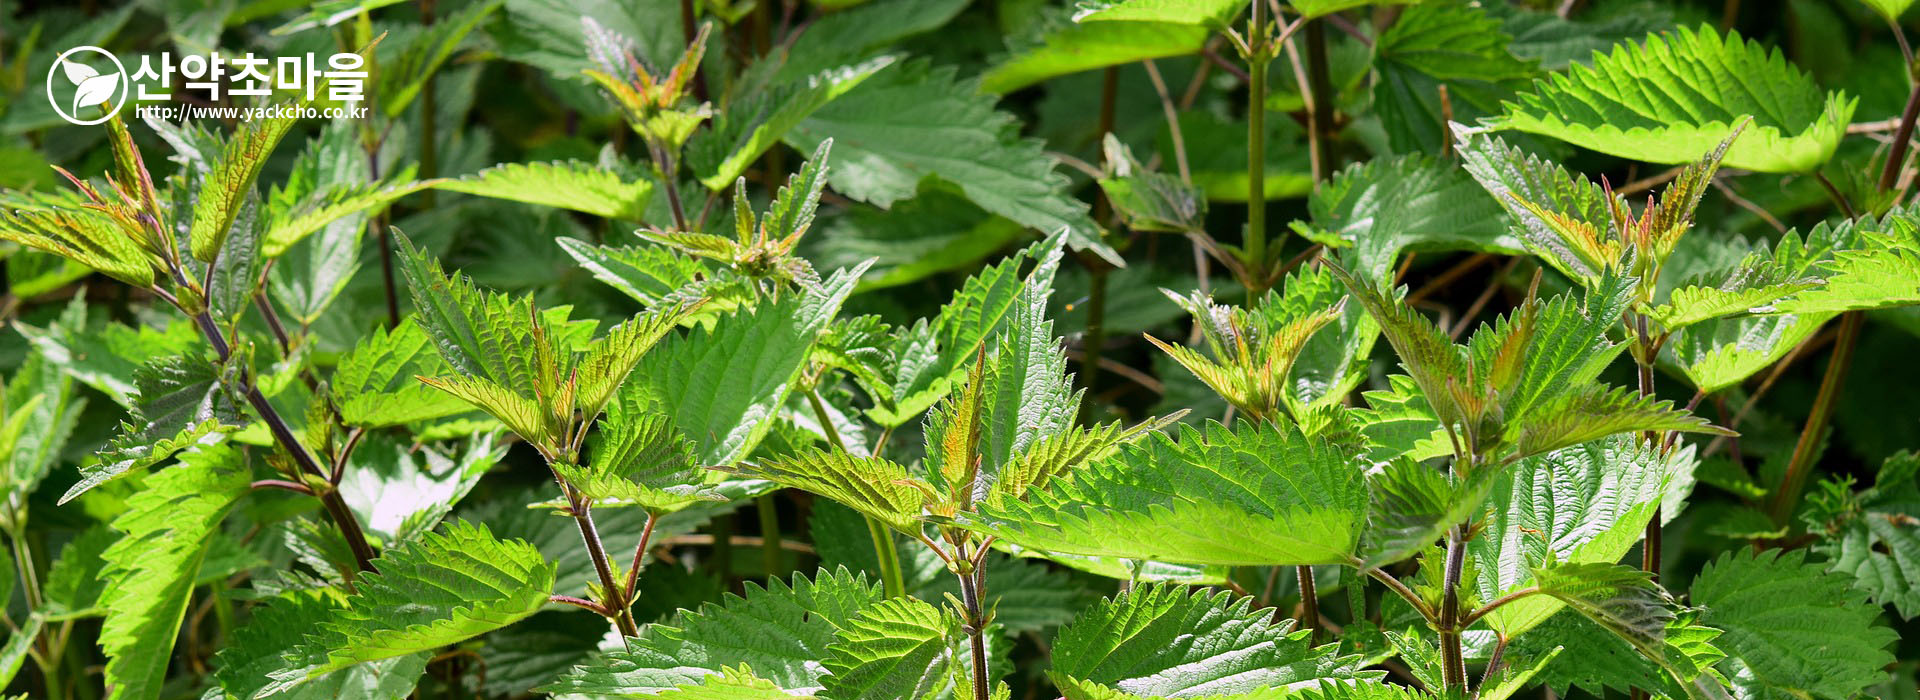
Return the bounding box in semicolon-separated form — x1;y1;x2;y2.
0;0;1917;697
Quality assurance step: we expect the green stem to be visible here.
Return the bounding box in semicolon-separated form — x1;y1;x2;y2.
957;545;991;700
1304;18;1335;181
1768;311;1865;524
569;496;640;638
1881;76;1920;194
866;517;907;599
1244;0;1271;300
1438;524;1468;691
1295;565;1320;643
418;0;438;208
1633;315;1662;582
756;494;783;578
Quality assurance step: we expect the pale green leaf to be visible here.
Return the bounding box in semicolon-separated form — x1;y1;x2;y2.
970;421;1370;567
433;160;654;220
1470;436;1695;638
332;319;474;428
1051;583;1377;697
1494;25;1856;172
541;568;884;695
98;443;250;700
268;520;556;686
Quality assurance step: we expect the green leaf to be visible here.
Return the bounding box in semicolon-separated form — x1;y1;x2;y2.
1050;583;1376;697
979;11;1212;94
1288;0;1419;19
1370;3;1537;154
1097;136;1206;234
1324;262;1470;430
1072;0;1242;26
1510;384;1732;459
268;520;556;687
1690;549;1896;699
647;667;808;699
1530;561;1674;654
1469;437;1695;638
1665;312;1831;394
0;200;156;287
42;525;115;618
188;105;308;261
377;0;501;117
433;160;655;220
1859;0;1915;21
928;258;1080;504
558;239;719;307
392;231;548;389
264;178;433;257
574;301;702;416
778;0;968;78
689;59;892;190
214;589;430;700
337;433;504;544
737;450;927;533
786;59;1118;265
1454;126;1618;280
493;0;681;79
1493;25;1856;173
332;319;475;428
812;189;1027;293
98;442;250;700
1808;451;1920;618
1765;208;1920;314
541;568;884;695
875;234;1065;427
821;596;969;700
1361;458;1493;568
1;350;84;500
560;404;716;513
1301;154;1522;285
970;421;1370;567
63;355;242;504
631;264;863;465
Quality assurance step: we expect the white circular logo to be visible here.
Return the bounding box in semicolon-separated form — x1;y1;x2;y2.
46;46;128;126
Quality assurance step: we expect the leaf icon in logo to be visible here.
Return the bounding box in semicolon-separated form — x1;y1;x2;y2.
73;73;119;113
59;57;99;86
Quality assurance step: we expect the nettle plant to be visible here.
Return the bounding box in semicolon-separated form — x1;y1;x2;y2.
2;0;1920;698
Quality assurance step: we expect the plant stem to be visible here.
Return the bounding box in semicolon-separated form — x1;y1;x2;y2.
1438;524;1469;692
569;496;640;637
1633;323;1662;581
957;546;991;700
865;518;906;598
242;383;378;575
1881;78;1920;194
1244;0;1271;300
1768;311;1865;524
756;494;783;577
1294;565;1320;643
7;526;43;612
1304;18;1335;181
418;0;438;209
623;511;659;598
652;142;692;231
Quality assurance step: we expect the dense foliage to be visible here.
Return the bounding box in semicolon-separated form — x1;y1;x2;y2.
0;0;1917;697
